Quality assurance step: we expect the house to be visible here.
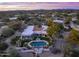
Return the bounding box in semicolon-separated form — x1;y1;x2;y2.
9;17;18;21
72;17;77;21
53;17;65;24
70;22;79;31
21;25;48;39
53;20;64;24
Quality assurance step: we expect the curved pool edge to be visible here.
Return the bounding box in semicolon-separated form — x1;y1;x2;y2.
28;40;49;48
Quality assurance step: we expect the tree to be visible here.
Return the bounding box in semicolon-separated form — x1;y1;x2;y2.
47;19;61;37
64;48;79;57
63;13;69;17
18;14;27;21
66;29;79;45
47;19;53;26
9;48;21;57
64;29;79;57
76;13;79;20
2;17;10;22
64;16;72;24
1;26;15;37
7;21;22;30
0;43;8;51
70;49;79;57
10;36;20;45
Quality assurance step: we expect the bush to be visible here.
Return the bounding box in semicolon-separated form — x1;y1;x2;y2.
9;49;21;57
11;36;20;45
20;39;31;47
70;49;79;57
7;21;22;30
1;28;15;37
32;36;38;40
0;43;8;51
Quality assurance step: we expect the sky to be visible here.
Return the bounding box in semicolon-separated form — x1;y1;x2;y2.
0;2;79;11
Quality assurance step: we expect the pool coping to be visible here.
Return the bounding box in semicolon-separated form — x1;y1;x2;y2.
28;40;49;48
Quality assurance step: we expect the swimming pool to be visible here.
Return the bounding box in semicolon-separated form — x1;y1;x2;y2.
28;40;48;48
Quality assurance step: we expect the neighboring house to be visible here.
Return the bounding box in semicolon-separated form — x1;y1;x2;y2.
53;17;65;24
0;22;6;28
53;20;64;24
9;17;18;21
70;22;79;31
68;13;77;16
72;17;77;21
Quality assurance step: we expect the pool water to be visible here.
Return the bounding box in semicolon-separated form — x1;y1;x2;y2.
30;41;47;47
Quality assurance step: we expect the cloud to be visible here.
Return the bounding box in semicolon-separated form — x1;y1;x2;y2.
0;2;79;11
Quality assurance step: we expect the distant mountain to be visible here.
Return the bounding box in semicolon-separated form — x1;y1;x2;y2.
0;9;79;15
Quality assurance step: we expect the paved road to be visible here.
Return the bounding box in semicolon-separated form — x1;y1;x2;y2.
54;39;66;51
